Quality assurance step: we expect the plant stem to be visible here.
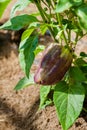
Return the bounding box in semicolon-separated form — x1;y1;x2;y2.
42;0;49;7
78;32;87;41
68;30;71;43
75;33;78;44
34;1;58;42
50;1;55;10
34;1;47;22
57;14;68;45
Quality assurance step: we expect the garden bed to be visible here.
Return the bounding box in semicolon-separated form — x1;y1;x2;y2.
0;1;87;130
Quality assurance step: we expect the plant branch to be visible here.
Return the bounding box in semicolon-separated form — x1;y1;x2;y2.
34;1;47;22
78;32;87;41
34;1;58;42
57;14;68;45
68;30;71;43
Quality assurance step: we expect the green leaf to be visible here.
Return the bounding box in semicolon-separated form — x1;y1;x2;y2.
14;74;34;90
76;4;87;31
0;0;11;18
82;82;87;95
80;52;87;57
39;85;51;109
0;0;9;1
10;0;31;18
29;22;40;28
62;19;83;36
19;36;38;78
75;58;87;67
34;45;45;56
21;22;39;41
69;66;86;82
55;0;82;13
21;28;35;41
75;58;87;76
55;0;72;13
0;14;38;30
40;24;48;35
53;81;85;130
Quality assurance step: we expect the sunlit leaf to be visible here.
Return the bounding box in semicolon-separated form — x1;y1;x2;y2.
10;0;32;18
21;22;39;40
21;28;35;41
34;45;45;56
19;36;38;77
14;74;34;90
76;4;87;31
0;0;11;18
0;14;38;30
53;81;85;130
40;24;48;35
55;0;82;13
39;85;51;109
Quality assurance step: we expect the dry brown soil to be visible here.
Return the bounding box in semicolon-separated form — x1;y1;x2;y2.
0;1;87;130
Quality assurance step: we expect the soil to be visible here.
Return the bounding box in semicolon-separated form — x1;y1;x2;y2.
0;1;87;130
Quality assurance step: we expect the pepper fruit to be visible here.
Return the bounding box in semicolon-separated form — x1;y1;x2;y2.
34;44;73;85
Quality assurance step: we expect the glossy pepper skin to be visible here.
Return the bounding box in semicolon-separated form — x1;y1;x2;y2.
34;44;73;85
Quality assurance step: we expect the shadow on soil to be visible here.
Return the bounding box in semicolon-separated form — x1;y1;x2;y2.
0;29;24;58
0;97;40;130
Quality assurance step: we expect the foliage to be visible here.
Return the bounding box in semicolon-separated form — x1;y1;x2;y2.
14;74;34;90
1;0;87;130
0;0;11;18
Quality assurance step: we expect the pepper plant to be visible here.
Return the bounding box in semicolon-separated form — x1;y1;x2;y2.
1;0;87;130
